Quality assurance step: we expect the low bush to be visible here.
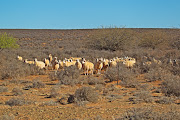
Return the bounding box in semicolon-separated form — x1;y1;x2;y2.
144;67;165;82
0;32;19;51
155;96;175;104
0;114;15;120
5;97;30;106
104;65;139;88
75;87;99;104
49;88;59;98
130;90;153;103
87;28;136;51
161;74;180;97
116;107;180;120
31;79;45;88
87;76;105;85
104;67;119;82
55;66;81;85
12;87;23;96
95;84;104;92
136;84;150;91
0;86;8;93
138;29;169;49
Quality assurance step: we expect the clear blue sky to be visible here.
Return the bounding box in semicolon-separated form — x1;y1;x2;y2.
0;0;179;29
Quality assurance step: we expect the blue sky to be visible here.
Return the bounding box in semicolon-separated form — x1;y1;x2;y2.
0;0;179;29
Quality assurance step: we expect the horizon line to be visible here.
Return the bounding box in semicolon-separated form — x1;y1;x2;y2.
0;27;179;30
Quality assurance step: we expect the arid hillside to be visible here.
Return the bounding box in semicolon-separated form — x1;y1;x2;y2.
0;28;180;120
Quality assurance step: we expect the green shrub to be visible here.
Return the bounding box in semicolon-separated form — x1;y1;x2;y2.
0;32;19;51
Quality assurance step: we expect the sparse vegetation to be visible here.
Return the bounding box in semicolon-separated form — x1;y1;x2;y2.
42;100;58;106
49;88;59;98
87;27;136;51
0;114;15;120
161;74;180;97
104;65;139;88
75;87;99;105
0;86;8;93
12;87;23;96
131;90;153;103
0;28;180;119
31;79;45;88
5;97;30;106
144;67;165;82
117;107;180;120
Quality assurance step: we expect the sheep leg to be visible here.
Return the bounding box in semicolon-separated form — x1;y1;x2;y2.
91;70;93;75
54;70;57;76
87;69;88;75
84;70;86;75
97;69;101;74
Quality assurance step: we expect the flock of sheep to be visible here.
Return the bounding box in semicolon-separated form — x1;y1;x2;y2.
17;54;179;75
17;54;137;75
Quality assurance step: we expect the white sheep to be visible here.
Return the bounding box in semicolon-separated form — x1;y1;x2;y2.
169;59;179;67
94;58;103;74
102;58;109;71
123;58;136;68
34;58;45;69
63;59;74;67
49;54;53;63
82;59;94;75
24;59;34;65
70;57;82;61
152;57;162;65
54;60;60;70
44;58;50;67
17;56;23;61
59;60;64;69
69;59;76;66
52;57;58;70
109;59;117;67
75;59;82;70
116;57;124;63
143;61;152;66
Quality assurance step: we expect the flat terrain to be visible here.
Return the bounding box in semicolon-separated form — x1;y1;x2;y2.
0;29;180;120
